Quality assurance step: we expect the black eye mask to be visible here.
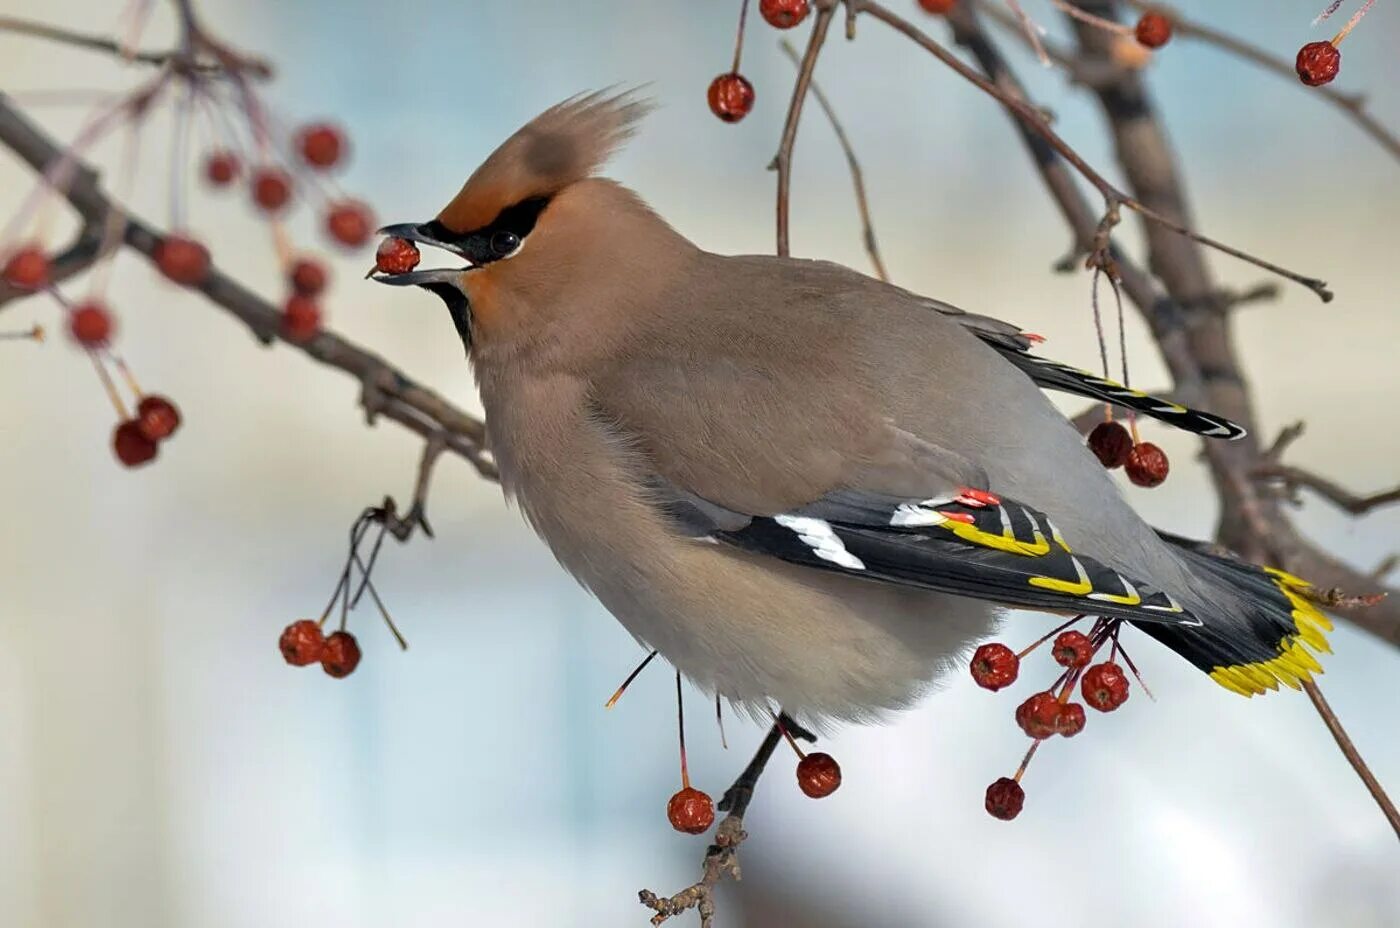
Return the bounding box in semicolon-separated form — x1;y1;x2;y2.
421;196;551;267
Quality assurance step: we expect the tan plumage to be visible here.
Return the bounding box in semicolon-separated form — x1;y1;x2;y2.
373;92;1330;722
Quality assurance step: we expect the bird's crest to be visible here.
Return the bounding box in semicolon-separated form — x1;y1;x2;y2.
437;89;652;234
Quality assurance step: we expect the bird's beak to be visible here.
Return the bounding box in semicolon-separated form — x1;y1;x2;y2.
369;222;471;286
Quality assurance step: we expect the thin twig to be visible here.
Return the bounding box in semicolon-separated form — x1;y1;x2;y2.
778;38;889;282
771;0;837;257
1254;465;1400;516
1302;679;1400;840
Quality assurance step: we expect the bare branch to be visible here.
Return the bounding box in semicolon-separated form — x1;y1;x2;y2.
772;1;838;257
1254;465;1400;516
0;13;269;77
1302;679;1400;840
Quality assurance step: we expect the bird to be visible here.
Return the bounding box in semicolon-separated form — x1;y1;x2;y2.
372;90;1330;725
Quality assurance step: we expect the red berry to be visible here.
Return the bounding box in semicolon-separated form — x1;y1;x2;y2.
1125;441;1169;488
288;258;328;297
1296;41;1341;87
325;200;375;248
1052;630;1094;669
796;752;842;798
970;642;1020;691
205;150;240;186
320;630;362;678
1055;702;1087;738
279;619;326;666
2;245;49;290
69;302;114;347
760;0;809;29
918;0;958;13
984;776;1024;821
136;395;181;441
112;419;158;468
1134;11;1173;49
375;237;421;275
1081;662;1130;712
707;72;755;123
252;168;292;212
1087;420;1133;469
296;122;346;169
155;235;211;286
282;295;322;343
1014;691;1062;740
666;786;716;834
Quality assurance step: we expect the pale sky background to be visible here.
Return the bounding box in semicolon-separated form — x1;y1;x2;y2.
1;1;1398;926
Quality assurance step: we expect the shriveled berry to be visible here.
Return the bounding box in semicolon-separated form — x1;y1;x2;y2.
112;419;158;467
279;619;326;666
918;0;958;12
3;245;49;290
970;642;1020;691
282;295;321;343
1125;441;1169;488
1087;420;1133;469
1015;691;1061;740
205;150;240;186
136;395;181;441
1134;11;1173;49
707;72;755;123
325;200;375;248
666;786;715;834
1081;662;1130;712
1055;702;1087;738
155;235;210;286
1296;41;1341;87
375;237;421;275
1052;630;1094;669
252;168;292;212
296;122;346;169
69;302;114;347
320;630;361;678
984;776;1024;821
760;0;809;29
289;258;328;297
796;752;842;798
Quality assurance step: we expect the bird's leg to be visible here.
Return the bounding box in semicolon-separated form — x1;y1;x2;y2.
638;713;815;927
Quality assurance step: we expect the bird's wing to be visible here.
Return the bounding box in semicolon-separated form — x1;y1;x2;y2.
924;297;1247;440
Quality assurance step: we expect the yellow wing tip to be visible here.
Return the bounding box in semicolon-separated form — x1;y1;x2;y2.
1210;570;1332;697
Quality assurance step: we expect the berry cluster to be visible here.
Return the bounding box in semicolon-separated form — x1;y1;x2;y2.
1087;419;1170;488
704;0;813;124
970;616;1144;820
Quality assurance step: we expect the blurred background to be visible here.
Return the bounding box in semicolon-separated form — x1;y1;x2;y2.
1;1;1397;925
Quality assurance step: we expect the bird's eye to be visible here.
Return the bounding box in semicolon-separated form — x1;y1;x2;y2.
490;230;521;256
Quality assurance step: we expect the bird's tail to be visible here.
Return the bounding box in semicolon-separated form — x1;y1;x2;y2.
1134;534;1333;696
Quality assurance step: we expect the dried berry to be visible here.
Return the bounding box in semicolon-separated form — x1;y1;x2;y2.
1081;662;1130;712
1052;630;1094;669
136;395;181;442
205;151;240;186
796;752;842;798
289;258;328;297
326;200;375;248
760;0;809;29
1134;11;1172;49
1055;702;1087;738
1015;691;1061;740
1296;41;1341;87
155;235;210;286
320;630;362;678
113;419;158;467
707;72;755;123
279;619;326;666
69;302;114;347
252;168;292;212
985;776;1024;821
375;237;421;275
297;122;346;169
2;245;49;290
970;642;1020;691
666;786;715;834
918;0;957;12
282;295;322;343
1087;420;1133;469
1125;441;1169;488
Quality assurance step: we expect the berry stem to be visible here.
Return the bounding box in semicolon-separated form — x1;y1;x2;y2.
1012;738;1041;783
1005;0;1051;66
87;346;130;420
604;649;659;709
1330;0;1375;46
676;670;692;790
731;0;751;73
110;353;143;397
0;324;44;341
772;708;807;759
716;694;728;750
1016;613;1086;660
1049;0;1133;37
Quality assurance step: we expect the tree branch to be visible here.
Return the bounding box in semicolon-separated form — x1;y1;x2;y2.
772;0;838;257
1302;679;1400;840
1254;464;1400;516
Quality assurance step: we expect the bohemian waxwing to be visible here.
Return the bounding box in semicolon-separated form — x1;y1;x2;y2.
373;91;1329;722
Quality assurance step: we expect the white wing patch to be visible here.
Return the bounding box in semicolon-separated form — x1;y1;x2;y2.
774;515;866;570
888;496;956;528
